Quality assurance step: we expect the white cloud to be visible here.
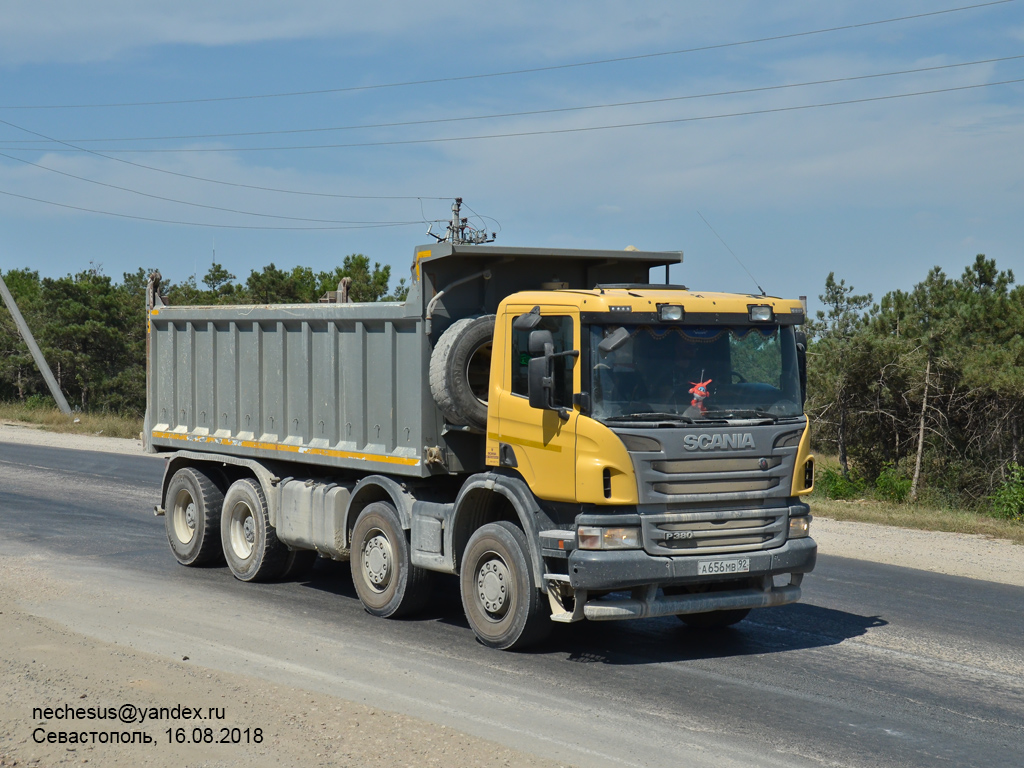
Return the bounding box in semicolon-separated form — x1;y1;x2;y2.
0;1;479;64
0;0;850;66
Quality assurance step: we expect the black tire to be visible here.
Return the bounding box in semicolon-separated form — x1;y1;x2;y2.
165;467;224;567
220;478;289;582
459;521;551;650
351;502;432;618
429;315;495;431
678;608;751;629
280;549;318;580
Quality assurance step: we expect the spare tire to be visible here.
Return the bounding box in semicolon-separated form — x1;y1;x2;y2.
430;315;495;431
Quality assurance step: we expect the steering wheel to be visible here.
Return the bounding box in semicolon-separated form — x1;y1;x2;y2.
731;370;747;384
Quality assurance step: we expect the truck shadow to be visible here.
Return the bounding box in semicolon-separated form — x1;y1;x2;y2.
297;563;885;663
551;603;888;664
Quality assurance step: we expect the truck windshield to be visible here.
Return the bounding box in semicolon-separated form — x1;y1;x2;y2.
589;324;803;423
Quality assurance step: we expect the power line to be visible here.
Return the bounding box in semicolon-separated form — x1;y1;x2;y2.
0;0;1014;111
3;54;1019;146
0;115;450;201
0;186;426;230
0;74;1017;210
697;211;764;296
0;150;424;225
7;77;1018;154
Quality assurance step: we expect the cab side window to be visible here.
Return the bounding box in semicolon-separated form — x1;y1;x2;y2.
510;315;574;407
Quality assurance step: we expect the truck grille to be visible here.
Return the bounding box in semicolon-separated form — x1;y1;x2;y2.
635;448;795;503
642;509;787;556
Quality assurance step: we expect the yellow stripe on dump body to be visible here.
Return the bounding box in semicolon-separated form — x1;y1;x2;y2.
150;431;421;466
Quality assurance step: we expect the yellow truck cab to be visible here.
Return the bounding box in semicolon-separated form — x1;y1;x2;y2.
482;285;815;630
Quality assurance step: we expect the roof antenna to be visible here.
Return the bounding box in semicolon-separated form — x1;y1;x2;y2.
697;211;765;296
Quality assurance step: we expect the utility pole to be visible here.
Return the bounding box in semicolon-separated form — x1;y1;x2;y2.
0;272;72;415
426;198;496;245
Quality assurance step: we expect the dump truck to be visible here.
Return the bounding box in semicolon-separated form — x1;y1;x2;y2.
147;241;816;649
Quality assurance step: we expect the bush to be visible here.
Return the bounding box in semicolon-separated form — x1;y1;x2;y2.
874;463;912;503
817;466;867;500
24;393;52;410
990;463;1024;522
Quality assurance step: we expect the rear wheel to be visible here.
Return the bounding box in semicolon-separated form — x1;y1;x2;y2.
165;467;224;566
460;522;551;650
220;478;289;582
351;502;431;618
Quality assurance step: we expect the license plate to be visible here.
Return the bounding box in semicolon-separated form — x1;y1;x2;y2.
697;557;750;576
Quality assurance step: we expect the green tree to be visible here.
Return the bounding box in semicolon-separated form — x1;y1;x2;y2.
203;262;238;296
315;254;392;302
36;270;144;412
806;273;873;477
810;255;1023;506
0;269;45;402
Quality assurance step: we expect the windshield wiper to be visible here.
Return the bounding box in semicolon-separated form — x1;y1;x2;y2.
704;409;786;422
604;412;694;424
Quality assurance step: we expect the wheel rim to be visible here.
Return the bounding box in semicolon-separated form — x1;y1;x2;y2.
228;500;256;560
172;489;197;545
475;551;512;620
361;529;393;593
466;342;492;407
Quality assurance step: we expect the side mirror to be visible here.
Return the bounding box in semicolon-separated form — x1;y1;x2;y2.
528;356;553;410
528;329;554;356
795;330;807;406
525;329;578;420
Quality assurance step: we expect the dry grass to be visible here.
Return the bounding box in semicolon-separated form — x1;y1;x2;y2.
0;403;142;440
811;454;1024;545
811;497;1024;545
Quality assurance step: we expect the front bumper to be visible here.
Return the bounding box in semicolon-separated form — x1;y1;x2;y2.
566;536;817;592
544;538;815;622
581;577;803;621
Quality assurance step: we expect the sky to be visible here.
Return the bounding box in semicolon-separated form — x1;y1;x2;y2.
1;0;1022;314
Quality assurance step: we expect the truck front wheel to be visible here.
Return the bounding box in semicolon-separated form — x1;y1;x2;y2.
663;583;752;629
220;478;289;582
678;608;750;629
351;502;431;618
165;467;224;567
460;522;551;650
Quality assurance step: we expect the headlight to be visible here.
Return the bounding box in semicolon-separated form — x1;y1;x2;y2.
577;526;641;550
748;305;774;322
658;304;683;321
789;515;811;539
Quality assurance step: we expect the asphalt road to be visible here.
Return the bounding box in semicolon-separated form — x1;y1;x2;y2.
1;440;1022;768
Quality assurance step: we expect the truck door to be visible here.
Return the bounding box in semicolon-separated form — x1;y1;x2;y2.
487;306;579;502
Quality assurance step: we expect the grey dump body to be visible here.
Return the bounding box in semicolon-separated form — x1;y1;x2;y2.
146;244;671;476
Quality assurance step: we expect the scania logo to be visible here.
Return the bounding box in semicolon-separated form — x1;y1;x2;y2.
683;433;756;451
